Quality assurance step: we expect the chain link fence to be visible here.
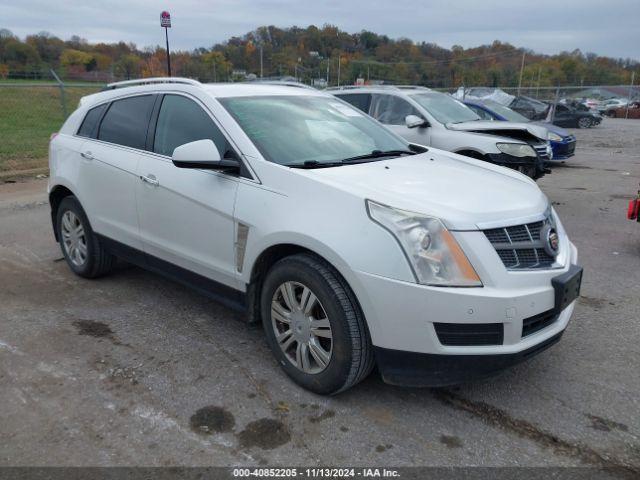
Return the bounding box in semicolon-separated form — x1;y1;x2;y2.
0;83;101;176
0;81;637;177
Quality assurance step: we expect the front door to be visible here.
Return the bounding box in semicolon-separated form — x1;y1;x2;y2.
135;94;239;288
369;94;431;145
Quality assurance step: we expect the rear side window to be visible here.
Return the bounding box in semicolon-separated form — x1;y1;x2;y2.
98;95;155;149
77;103;107;138
153;94;233;158
336;94;372;114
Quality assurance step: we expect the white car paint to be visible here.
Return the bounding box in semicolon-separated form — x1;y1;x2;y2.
330;87;551;162
49;79;578;381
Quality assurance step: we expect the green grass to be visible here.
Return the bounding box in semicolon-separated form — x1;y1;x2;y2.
0;85;101;172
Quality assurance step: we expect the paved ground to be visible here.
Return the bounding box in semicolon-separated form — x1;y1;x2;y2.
1;119;639;472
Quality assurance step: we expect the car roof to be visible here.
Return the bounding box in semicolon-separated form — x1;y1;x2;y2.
79;78;326;108
328;85;434;96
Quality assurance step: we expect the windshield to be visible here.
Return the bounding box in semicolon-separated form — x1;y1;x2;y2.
482;100;530;122
219;95;409;166
410;92;480;124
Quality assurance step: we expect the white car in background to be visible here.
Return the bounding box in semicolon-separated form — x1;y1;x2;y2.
48;78;581;394
329;86;553;179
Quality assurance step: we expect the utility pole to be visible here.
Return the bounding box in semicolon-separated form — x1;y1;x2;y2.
517;51;525;96
337;55;341;87
326;59;330;85
259;44;263;78
626;70;635;120
536;66;541;98
212;61;217;82
160;11;172;76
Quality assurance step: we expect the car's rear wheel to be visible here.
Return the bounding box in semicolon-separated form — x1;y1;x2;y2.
260;253;374;394
578;117;592;128
57;196;115;278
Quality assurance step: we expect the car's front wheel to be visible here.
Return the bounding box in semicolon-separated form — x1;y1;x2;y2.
56;196;115;278
260;253;374;394
578;117;592;128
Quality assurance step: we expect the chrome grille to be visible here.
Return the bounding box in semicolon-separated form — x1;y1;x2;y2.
484;218;556;269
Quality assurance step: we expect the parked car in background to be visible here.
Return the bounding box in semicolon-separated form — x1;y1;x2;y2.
464;99;576;161
599;98;628;114
607;101;640;119
553;103;602;128
509;95;551;121
458;88;550;121
48;78;582;393
330;86;551;179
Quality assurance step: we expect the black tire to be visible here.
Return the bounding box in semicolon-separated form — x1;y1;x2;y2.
56;196;115;278
260;253;374;395
577;117;591;129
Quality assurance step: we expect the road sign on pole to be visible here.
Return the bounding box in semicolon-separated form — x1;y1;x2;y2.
160;11;172;76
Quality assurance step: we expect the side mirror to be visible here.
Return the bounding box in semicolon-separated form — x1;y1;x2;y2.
172;139;239;171
405;114;429;129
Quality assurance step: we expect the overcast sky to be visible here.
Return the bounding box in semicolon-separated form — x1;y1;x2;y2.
2;0;639;60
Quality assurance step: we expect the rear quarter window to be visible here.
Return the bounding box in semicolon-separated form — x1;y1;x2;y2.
77;103;108;138
98;95;156;149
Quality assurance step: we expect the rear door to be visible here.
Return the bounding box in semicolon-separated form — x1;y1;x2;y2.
75;94;156;250
135;93;239;288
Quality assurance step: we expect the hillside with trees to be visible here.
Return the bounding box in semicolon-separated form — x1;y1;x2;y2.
0;25;637;87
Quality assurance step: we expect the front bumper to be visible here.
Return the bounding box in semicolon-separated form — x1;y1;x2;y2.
486;153;546;178
375;330;564;387
550;137;576;160
350;234;579;386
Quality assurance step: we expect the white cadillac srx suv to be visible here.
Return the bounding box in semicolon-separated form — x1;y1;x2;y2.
48;78;582;394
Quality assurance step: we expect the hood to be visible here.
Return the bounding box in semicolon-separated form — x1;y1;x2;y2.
532;121;570;137
447;120;548;142
307;151;548;230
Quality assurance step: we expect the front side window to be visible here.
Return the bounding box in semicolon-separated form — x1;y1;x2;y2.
410;92;480;125
370;94;421;125
153;94;232;158
98;95;155;149
77;103;108;138
220;95;409;166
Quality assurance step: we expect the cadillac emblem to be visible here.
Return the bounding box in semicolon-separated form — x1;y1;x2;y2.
541;224;560;257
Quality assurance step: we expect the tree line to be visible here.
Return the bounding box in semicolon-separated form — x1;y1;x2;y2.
0;25;637;87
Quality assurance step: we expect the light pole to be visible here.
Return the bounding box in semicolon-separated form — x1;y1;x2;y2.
160;11;172;76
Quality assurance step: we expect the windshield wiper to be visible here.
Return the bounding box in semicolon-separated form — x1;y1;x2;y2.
287;150;416;169
340;149;416;164
287;160;346;169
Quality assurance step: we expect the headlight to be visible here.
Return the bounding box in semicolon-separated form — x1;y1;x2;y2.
496;143;536;157
548;132;563;142
367;201;482;287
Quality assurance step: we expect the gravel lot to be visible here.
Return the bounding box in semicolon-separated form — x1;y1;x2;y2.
1;118;639;473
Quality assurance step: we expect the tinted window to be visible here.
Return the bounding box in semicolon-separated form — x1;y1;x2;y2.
77;103;107;138
98;95;155;149
370;95;422;125
336;94;372;114
153;94;232;158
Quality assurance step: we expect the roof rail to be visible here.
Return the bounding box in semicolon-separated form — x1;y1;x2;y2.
325;85;431;92
325;85;399;91
245;80;316;90
105;77;202;90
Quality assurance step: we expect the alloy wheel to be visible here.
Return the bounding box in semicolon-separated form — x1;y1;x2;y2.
61;210;88;267
271;281;333;374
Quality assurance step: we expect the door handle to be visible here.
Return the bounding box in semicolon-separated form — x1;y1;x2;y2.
140;174;159;187
80;151;94;161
